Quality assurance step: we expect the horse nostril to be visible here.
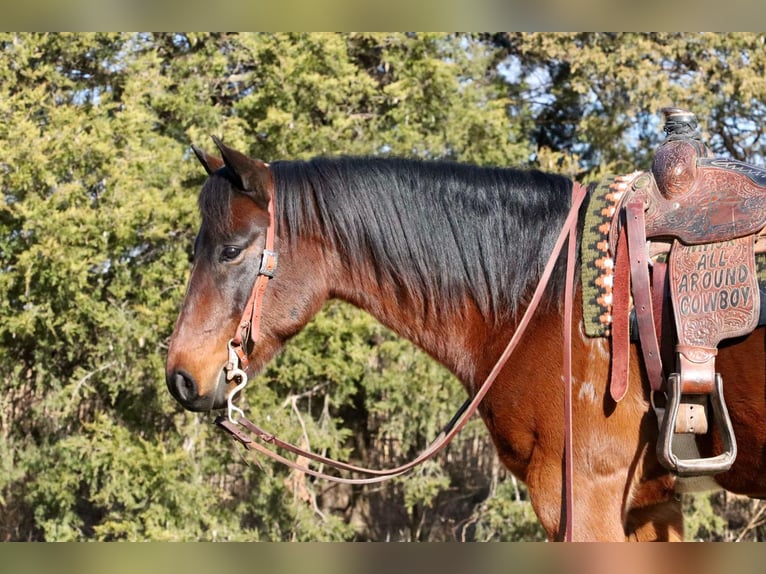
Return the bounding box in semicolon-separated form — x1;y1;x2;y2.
168;370;198;404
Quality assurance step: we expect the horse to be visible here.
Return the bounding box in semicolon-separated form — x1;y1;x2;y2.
164;139;766;541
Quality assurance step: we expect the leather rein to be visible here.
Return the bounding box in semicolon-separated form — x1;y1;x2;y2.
217;178;589;541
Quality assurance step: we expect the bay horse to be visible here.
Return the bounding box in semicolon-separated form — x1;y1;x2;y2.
165;139;766;541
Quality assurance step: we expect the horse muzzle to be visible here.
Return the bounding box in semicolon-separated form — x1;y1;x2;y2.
165;368;229;412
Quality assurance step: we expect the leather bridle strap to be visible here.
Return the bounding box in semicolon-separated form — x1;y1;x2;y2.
217;182;588;538
229;187;278;370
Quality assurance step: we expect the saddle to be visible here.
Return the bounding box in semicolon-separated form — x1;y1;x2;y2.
608;108;766;476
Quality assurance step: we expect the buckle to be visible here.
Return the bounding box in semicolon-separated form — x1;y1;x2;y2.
259;250;278;278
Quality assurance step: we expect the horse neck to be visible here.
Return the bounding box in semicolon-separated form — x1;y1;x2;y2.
323;252;516;386
272;159;572;386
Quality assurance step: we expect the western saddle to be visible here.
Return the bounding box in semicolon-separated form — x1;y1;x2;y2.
609;107;766;476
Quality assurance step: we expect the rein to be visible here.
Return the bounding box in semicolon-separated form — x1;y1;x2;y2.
217;178;588;540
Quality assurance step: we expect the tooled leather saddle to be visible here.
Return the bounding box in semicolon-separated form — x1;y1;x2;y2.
608;108;766;476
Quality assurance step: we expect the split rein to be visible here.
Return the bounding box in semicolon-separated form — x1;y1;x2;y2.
216;179;589;539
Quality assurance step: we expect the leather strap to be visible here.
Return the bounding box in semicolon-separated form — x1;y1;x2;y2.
650;261;674;375
562;206;578;542
626;201;665;392
610;217;630;402
218;416;417;483
229;186;278;369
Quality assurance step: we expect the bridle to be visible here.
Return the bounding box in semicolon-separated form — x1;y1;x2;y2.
222;181;278;422
217;175;588;541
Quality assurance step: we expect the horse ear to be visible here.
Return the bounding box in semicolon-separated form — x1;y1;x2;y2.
211;136;272;208
191;145;224;175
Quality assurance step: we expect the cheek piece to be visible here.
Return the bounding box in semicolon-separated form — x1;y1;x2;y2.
224;185;278;423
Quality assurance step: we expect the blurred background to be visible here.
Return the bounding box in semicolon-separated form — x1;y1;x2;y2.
2;32;766;541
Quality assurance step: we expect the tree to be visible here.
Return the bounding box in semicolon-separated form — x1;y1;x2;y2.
2;32;766;541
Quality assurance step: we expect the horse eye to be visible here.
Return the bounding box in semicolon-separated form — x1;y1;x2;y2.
221;246;243;262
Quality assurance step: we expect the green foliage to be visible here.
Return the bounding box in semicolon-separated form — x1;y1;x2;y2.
471;478;546;542
2;32;766;541
683;492;728;542
684;492;766;542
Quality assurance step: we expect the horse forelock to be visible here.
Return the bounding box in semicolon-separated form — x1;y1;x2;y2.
197;167;246;238
266;156;577;322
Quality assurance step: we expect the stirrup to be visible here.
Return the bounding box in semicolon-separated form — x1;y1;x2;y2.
657;373;737;476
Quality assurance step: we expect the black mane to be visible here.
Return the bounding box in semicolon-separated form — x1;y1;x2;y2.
201;156;578;321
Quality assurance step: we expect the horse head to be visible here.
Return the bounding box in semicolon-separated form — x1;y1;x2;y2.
165;140;329;411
